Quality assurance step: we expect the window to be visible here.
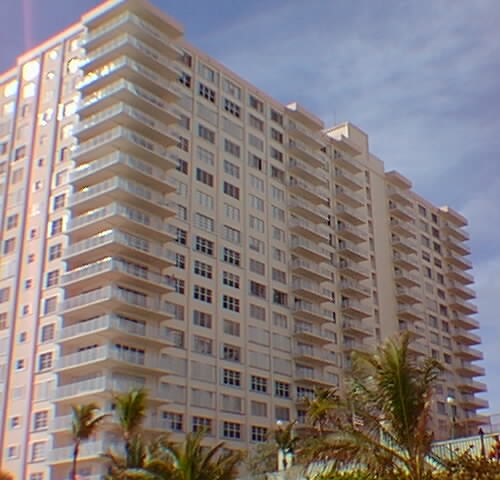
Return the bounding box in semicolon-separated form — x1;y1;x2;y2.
251;401;267;417
222;247;240;266
222;225;241;244
6;214;18;229
48;243;62;260
193;260;212;279
222;421;241;440
33;411;48;431
15;145;27;160
198;82;216;103
272;206;285;222
196;168;214;186
38;352;53;371
174;279;185;294
249;194;264;211
223;295;240;312
224;204;240;222
176;158;188;174
250;174;264;192
251;426;268;442
3;238;15;254
251;375;267;393
53;193;66;210
223;271;240;289
273;289;288;306
272;269;286;284
223;159;240;178
192;416;212;434
50;218;63;235
249;94;264;113
176;228;187;245
40;324;55;342
224;139;241;158
7;445;19;459
177;136;189;152
197;146;214;166
179;114;190;129
0;312;7;330
193;310;212;328
179;72;192;88
16;359;25;370
192;335;213;355
223;319;240;336
249;237;264;253
272;247;286;263
195;236;214;256
11;167;23;183
194;213;214;232
0;287;11;303
224;98;241;118
272;226;285;242
249;281;266;299
198;123;215;144
222;368;241;386
46;270;59;287
249;215;264;233
250;304;266;321
249;259;265;275
165;328;184;348
162;412;183;431
275;381;290;398
271;127;283;143
43;297;57;315
248;153;264;171
249;134;264;150
270;165;285;181
10;417;20;429
193;285;212;303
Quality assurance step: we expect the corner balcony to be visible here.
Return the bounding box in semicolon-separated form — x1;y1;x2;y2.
292;302;336;325
78;78;180;127
61;258;175;296
336;204;366;226
386;184;413;206
338;259;370;280
443;221;470;242
334;168;363;191
293;345;336;367
391;235;418;255
75;102;178;148
337;241;369;262
72;126;177;168
388;203;414;222
291;279;332;303
58;314;172;347
294;369;337;387
335;223;367;243
79;55;179;101
395;286;421;304
59;285;174;323
294;324;336;346
67;202;177;245
341;299;371;319
443;235;471;257
288;140;325;169
342;318;373;337
287;120;325;149
289;177;329;205
81;34;179;82
332;151;363;174
289;217;330;243
458;393;489;410
456;377;488;393
444;251;473;271
339;279;371;299
450;312;479;330
288;157;328;185
393;251;419;271
390;219;416;238
64;230;176;271
71;152;176;193
446;266;474;285
447;281;475;300
456;361;486;377
290;236;331;263
289;198;329;224
394;269;420;287
454;344;484;361
449;296;478;315
83;12;182;60
290;258;331;283
335;185;364;208
397;304;423;322
452;328;481;346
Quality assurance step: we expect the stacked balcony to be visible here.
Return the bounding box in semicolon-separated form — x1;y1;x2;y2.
52;6;181;476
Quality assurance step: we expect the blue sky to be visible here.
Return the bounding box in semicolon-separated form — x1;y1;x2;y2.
1;0;498;416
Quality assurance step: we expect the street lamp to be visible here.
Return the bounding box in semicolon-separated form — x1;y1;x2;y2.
478;428;485;458
446;396;457;439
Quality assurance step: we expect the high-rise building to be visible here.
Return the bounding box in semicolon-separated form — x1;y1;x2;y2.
0;0;488;478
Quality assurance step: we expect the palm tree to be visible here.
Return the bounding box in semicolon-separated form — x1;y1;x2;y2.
322;332;442;480
305;387;340;436
71;403;108;480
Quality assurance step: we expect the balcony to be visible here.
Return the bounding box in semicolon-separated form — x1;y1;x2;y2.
49;440;112;465
78;79;180;129
450;312;479;330
83;12;182;59
447;281;475;300
79;55;179;101
67;202;176;244
332;151;363;174
70;176;175;217
452;328;481;346
290;237;331;263
287;120;325;149
61;258;175;296
449;296;478;315
335;223;367;243
443;221;470;242
446;266;474;285
58;314;172;347
65;228;175;272
289;217;329;243
288;140;325;169
341;299;370;319
391;235;418;255
342;341;371;354
390;219;416;238
73;126;177;168
455;344;484;361
443;235;471;256
81;34;179;81
338;259;370;280
293;345;336;367
394;269;420;287
59;285;174;322
398;322;425;340
336;204;366;226
290;259;331;283
444;251;473;271
294;369;337;387
294;324;336;346
342;318;372;337
289;198;329;224
334;168;363;191
292;302;336;325
71;152;176;193
397;304;423;322
456;377;487;393
456;361;486;377
337;241;369;262
458;393;489;410
388;203;414;222
292;279;331;303
407;341;428;356
288;157;327;185
396;286;421;304
339;279;370;299
393;251;419;271
335;185;364;208
386;184;413;206
289;177;329;205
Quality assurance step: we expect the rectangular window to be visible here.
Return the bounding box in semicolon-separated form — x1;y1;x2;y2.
222;225;241;244
196;168;214;187
198;82;216;103
194;236;214;256
249;236;265;254
251;426;268;442
224;139;241;158
249;95;264;113
222;421;241;439
6;214;19;229
53;193;66;210
224;98;241;118
179;71;192;88
248;153;264;171
197;146;214;166
274;381;290;398
176;254;186;270
193;260;212;279
194;213;214;232
223;295;240;312
249;215;264;233
270;109;283;125
273;289;288;306
222;247;240;266
193;310;212;328
198;124;216;144
250;304;266;321
272;269;286;284
40;324;55;342
222;78;241;99
251;375;268;393
193;285;212;303
193;335;213;355
176;228;187;245
270;127;283;144
46;270;59;287
222;368;241;386
162;412;183;431
43;297;57;315
0;287;11;303
33;411;48;431
224;204;240;222
48;243;62;261
50;218;63;236
249;194;264;211
177;136;189;152
3;238;15;254
38;352;53;371
223;319;240;336
223;271;240;289
249;259;265;275
249;281;266;299
31;441;47;461
250;174;264;192
223;182;240;200
223;159;240;178
176;158;188;174
192;416;212;434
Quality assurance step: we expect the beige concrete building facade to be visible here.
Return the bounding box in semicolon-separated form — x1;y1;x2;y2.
0;0;488;478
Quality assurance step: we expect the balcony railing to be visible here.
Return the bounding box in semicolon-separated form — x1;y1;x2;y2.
293;345;336;363
289;197;329;222
339;279;370;296
289;177;329;203
334;168;363;190
290;259;331;280
288;140;326;168
289;217;330;240
289;157;328;184
292;302;336;323
290;237;331;260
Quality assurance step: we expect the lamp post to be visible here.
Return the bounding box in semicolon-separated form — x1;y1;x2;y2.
479;428;485;458
446;396;456;440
